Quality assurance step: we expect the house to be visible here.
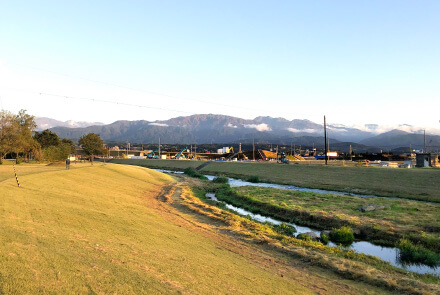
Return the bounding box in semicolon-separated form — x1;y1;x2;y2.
415;153;439;167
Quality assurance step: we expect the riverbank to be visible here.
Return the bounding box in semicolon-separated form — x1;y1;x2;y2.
220;186;440;252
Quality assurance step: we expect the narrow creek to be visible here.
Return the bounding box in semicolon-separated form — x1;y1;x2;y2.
204;192;439;277
154;169;385;198
155;169;440;276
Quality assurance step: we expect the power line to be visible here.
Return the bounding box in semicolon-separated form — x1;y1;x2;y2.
38;92;193;115
9;62;322;119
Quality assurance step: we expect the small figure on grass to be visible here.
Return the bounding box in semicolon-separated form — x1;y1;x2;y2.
66;157;70;170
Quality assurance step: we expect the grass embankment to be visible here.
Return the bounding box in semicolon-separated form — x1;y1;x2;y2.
109;158;201;171
1;163;359;294
107;159;440;203
0;163;64;182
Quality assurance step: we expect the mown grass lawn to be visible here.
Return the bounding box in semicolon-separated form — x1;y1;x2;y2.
1;163;318;294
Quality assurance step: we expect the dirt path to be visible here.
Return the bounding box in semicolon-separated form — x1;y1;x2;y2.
145;179;393;295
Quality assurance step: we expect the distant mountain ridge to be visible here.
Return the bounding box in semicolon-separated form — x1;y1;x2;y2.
45;114;440;151
35;117;104;131
360;129;440;150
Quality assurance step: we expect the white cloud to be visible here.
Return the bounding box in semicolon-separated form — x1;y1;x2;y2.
244;123;271;132
226;123;238;128
149;122;168;127
350;124;440;135
327;126;348;132
351;124;391;134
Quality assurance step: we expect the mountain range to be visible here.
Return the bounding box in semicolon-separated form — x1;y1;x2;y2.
41;114;440;153
35;117;105;131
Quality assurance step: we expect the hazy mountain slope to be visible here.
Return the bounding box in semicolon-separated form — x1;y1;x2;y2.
360;129;440;150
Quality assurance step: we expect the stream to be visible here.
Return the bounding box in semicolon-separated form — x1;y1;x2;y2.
205;192;439;277
155;169;440;276
155;169;384;198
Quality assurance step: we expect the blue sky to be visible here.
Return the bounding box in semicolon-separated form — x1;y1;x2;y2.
1;1;439;131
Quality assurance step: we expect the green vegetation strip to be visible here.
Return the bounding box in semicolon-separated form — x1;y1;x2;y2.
209;184;440;266
232;186;440;252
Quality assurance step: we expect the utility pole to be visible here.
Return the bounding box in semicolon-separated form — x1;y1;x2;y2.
424;129;426;153
290;142;292;156
253;136;255;161
194;136;197;159
159;137;161;159
294;144;296;156
327;134;330;151
324;116;328;165
350;144;353;161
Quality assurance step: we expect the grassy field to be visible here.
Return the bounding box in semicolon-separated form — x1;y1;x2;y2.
108;159;440;202
0;162;397;294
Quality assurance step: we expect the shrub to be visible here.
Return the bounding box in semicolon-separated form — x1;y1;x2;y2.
397;238;440;266
184;167;208;180
273;223;296;236
330;226;355;244
247;176;260;183
184;167;197;177
212;177;229;184
296;233;312;241
321;234;329;244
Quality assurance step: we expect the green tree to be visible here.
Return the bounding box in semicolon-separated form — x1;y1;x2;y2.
61;138;76;154
79;133;106;164
0;109;38;163
34;129;60;148
33;130;78;162
0;110;17;162
43;144;72;162
15;110;38;161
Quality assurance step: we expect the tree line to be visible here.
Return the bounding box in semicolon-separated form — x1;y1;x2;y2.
0;110;106;164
